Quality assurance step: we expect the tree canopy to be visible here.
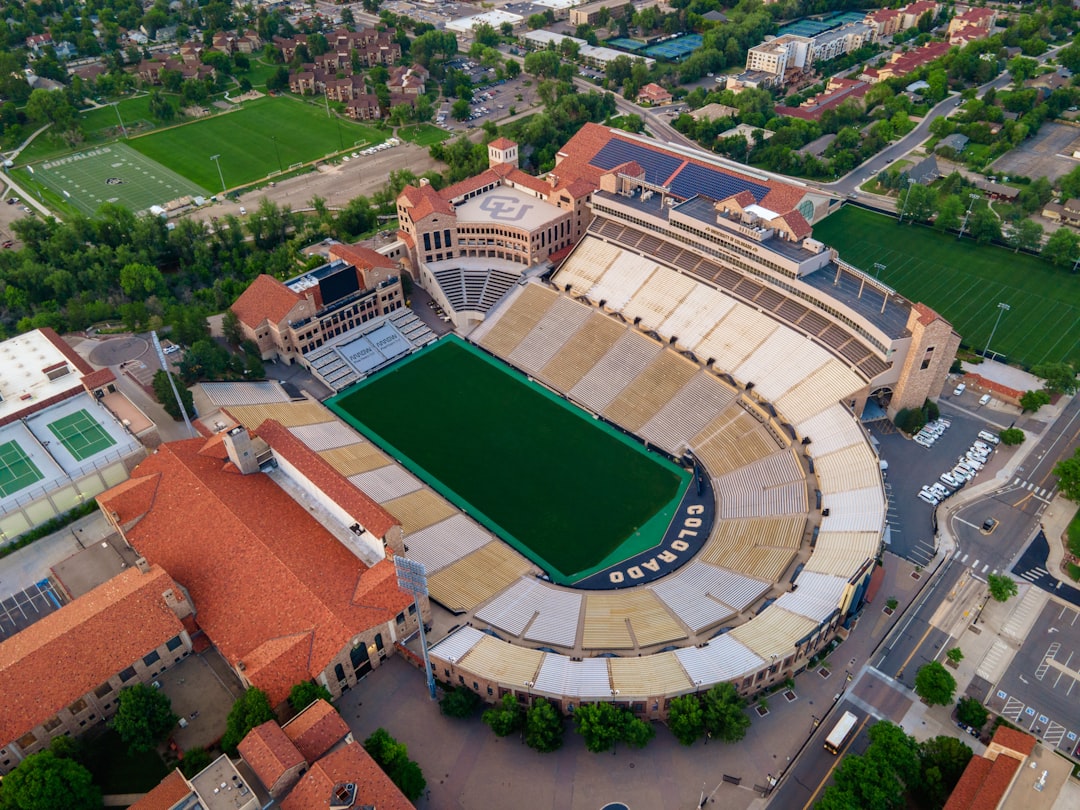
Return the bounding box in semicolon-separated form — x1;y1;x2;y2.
363;728;426;801
288;681;333;713
702;682;750;742
482;693;523;737
525;697;564;753
988;574;1018;603
573;702;655;753
1054;447;1080;502
914;662;956;706
112;683;178;754
0;751;101;810
221;687;276;756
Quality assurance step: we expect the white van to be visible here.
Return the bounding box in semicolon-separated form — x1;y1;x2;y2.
978;430;1001;445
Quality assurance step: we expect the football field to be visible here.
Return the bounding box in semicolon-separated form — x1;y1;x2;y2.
329;338;689;583
26;142;207;216
127;96;385;190
814;206;1080;368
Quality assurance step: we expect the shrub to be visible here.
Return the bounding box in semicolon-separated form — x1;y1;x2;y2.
999;428;1025;445
956;697;988;729
440;686;482;718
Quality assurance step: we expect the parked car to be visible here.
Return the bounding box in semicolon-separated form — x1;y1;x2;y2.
979;393;992;406
941;472;961;487
918;491;940;505
954;382;966;396
978;431;1001;445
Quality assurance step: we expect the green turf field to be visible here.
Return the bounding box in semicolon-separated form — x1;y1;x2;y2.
329;338;689;583
47;410;117;462
26;142;207;216
0;441;45;498
127;96;385;190
399;123;451;146
814;206;1080;368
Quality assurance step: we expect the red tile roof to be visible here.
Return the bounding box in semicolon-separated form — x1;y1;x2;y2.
281;743;414;810
944;726;1035;810
238;720;306;792
329;243;397;271
81;368;117;391
991;725;1037;757
555;123;808;216
778;210;812;240
231;274;303;329
283;699;350;762
128;769;192;810
39;327;93;375
256;419;399;539
96;437;411;706
944;757;993;810
913;302;944;327
0;565;185;748
399;182;453;221
489;136;516;150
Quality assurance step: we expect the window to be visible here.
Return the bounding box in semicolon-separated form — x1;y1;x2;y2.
920;346;935;371
16;732;36;749
43;717;62;732
119;666;136;682
68;699;88;714
143;650;161;667
94;682;113;699
166;636;183;652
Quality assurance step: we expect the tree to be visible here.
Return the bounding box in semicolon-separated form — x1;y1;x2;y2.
999;428;1025;446
0;751;101;810
363;728;425;801
573;702;622;753
525;697;564;752
914;661;956;706
112;683;178;754
916;735;973;808
1007;56;1039;85
222;308;244;346
988;574;1018;603
440;686;481;718
1042;226;1080;269
1057;447;1080;501
221;687;276;755
946;648;963;665
934;195;964;233
667;694;704;745
482;693;523;737
701;682;750;742
119;262;165;298
451;98;471;121
288;681;333;713
152;369;195;422
956;697;988;729
1032;361;1078;395
1009;219;1043;253
968;206;1001;244
179;746;212;778
25;88;77;133
1019;389;1051;413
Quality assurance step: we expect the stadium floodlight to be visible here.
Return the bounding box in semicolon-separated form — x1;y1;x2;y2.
210;154;226;194
271;135;282;174
394;555;436;700
957;192;980;240
983;302;1010;360
111;102;128;139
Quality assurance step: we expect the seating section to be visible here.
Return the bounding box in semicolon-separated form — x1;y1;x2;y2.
431;266;520;314
428;543;534;614
639;374;738;455
691;407;778;477
539;312;624;392
776;359;865;423
289;420;364;452
649;561;763;632
734;330;831;403
813;443;882;493
524;588;587;648
381;489;459;535
556;238;623;295
699;516;804;584
659;285;737;349
603;351;699;432
569;330;661;413
475;578;584;649
804;531;881;578
508;296;593;375
694;305;777;375
404;514;492;574
318;442;390;476
583;590;686;649
587;251;659;311
795;403;866;456
478;283;559;358
622;269;697;331
348;465;422;502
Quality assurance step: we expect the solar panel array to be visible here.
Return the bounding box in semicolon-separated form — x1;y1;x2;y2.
668;163;770;205
590;138;771;204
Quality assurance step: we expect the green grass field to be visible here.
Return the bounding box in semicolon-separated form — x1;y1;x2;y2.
23;142;207;216
47;409;117;461
329;338;688;582
0;441;44;498
399;123;451;146
814;206;1080;368
127;96;385;190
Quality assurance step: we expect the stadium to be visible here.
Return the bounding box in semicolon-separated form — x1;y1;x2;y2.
225;125;960;719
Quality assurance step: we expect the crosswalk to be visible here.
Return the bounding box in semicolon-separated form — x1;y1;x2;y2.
1011;477;1054;501
1019;565;1051;585
951;550;998;576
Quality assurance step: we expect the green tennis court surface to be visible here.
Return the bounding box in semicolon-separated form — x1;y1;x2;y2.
0;441;45;498
47;410;117;462
28;142;207;216
329;338;689;583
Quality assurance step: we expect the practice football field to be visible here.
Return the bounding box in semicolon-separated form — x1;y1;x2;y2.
329;338;689;582
127;96;385;190
814;206;1080;368
26;142;206;216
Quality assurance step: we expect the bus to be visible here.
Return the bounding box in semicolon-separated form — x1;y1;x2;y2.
823;711;858;755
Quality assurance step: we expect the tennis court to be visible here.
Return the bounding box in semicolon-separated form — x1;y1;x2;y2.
0;440;45;498
27;142;207;216
644;34;702;61
329;337;689;583
47;409;118;462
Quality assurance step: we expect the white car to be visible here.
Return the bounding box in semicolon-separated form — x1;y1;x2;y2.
930;483;949;498
964;455;985;470
979;393;992;406
918;491;940;505
941;472;961;487
914;434;935;447
954;382;966;396
973;440;992;453
978;431;1001;445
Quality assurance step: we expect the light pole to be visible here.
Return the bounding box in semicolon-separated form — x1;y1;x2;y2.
271;135;282;173
112;102;128;139
210;154;226;194
957;193;980;240
983;302;1010;360
897;178;914;223
873;262;886;279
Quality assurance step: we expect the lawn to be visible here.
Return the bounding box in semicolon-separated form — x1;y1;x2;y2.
127;96;385;190
398;123;451;146
83;729;169;794
813;206;1080;368
328;338;688;583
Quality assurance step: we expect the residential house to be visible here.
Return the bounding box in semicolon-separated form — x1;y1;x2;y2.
636;82;673;105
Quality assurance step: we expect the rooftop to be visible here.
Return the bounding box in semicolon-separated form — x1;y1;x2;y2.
231;275;304;329
455;184;567;232
238;720;305;791
0;328;92;425
280;742;414;810
670;194;817;263
282;698;350;762
802;262;913;339
188;754;260;810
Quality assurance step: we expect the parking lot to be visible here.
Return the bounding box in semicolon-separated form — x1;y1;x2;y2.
987;600;1080;755
991;121;1080;184
871;406;1000;566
